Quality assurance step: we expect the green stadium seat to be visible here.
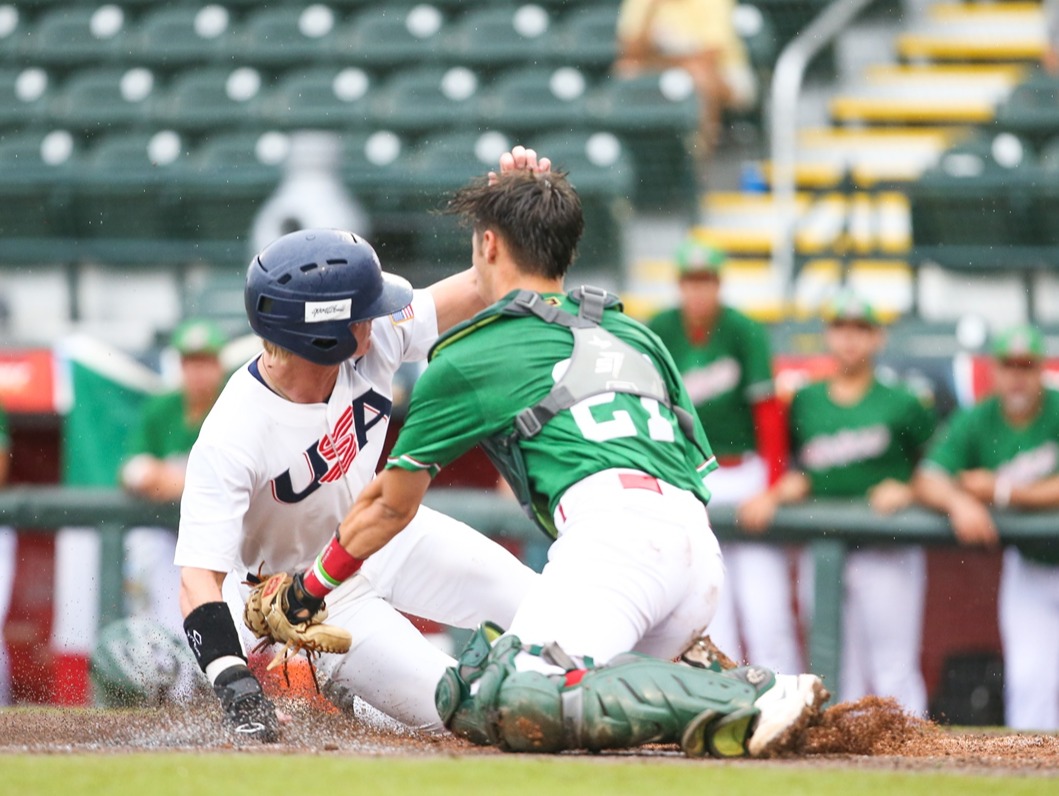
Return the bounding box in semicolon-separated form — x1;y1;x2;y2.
49;67;158;134
441;5;555;73
478;66;590;135
994;78;1059;151
0;4;28;65
75;130;191;239
909;131;1045;270
329;5;445;71
131;5;235;72
0;66;52;130
21;5;130;69
588;71;700;213
0;127;81;237
230;5;341;68
546;4;618;75
177;130;285;242
259;66;375;130
153;66;267;133
371;65;482;134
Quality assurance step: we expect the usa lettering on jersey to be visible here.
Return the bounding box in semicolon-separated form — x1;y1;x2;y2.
271;389;393;504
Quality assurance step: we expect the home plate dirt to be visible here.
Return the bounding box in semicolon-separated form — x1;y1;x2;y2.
0;695;1056;773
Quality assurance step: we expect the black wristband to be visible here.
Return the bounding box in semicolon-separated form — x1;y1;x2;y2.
183;601;246;673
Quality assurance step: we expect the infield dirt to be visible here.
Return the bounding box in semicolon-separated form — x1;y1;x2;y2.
1;695;1057;774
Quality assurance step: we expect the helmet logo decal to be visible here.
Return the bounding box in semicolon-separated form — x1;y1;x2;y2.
305;298;352;323
270;389;393;504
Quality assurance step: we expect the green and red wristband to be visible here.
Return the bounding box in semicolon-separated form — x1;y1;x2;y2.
302;531;364;599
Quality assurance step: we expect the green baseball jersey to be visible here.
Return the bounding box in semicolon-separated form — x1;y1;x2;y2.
647;305;773;457
388;291;716;521
0;404;9;451
790;376;936;497
924;388;1059;564
125;391;205;461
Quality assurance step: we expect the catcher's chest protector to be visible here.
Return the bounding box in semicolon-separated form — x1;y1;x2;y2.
436;624;768;757
476;286;699;536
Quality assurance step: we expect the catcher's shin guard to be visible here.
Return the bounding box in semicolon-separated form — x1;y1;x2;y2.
435;624;776;757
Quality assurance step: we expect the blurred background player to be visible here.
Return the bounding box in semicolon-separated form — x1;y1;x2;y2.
0;400;12;705
119;318;227;636
914;324;1059;730
615;0;757;156
741;291;935;715
648;236;800;675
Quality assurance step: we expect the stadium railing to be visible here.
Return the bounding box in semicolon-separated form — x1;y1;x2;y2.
1;485;1056;701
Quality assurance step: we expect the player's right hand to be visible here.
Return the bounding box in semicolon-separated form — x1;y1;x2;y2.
737;492;778;534
213;664;280;742
947;492;999;547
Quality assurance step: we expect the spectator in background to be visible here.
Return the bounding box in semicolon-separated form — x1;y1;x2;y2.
914;324;1059;730
741;291;935;715
0;402;12;705
119;318;227;635
647;236;800;675
615;0;757;155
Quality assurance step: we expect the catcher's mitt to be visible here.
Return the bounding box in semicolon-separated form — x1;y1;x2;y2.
244;571;352;673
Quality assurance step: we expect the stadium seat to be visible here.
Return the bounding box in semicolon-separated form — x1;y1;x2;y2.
21;5;130;69
177;130;285;242
75;130;191;239
372;65;482;134
909;131;1045;270
0;4;28;65
477;66;591;135
546;4;619;75
49;66;158;134
994;78;1059;151
130;5;235;72
329;5;445;71
588;71;700;213
441;5;555;74
153;66;267;133
259;66;374;130
230;5;341;68
0;127;81;238
0;66;52;130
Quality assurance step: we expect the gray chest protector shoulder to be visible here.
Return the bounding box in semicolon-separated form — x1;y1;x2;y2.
480;286;701;537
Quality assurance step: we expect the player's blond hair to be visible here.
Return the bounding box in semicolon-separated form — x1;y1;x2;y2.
262;339;292;362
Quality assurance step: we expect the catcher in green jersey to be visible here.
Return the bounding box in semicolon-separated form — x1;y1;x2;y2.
914;324;1059;730
741;291;936;715
648;236;800;677
262;145;829;758
118;318;227;637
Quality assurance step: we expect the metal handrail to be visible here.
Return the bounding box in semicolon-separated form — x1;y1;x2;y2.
769;0;878;300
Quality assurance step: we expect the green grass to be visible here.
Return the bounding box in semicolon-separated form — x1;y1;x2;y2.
2;755;1055;796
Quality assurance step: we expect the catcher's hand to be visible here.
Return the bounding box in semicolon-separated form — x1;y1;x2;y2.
244;572;353;671
213;664;279;742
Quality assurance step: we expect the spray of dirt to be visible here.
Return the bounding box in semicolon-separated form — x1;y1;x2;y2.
797;696;936;756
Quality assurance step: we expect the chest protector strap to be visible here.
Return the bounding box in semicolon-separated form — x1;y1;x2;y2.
505;287;698;443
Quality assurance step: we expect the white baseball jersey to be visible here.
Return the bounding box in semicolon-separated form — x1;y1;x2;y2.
175;291;436;576
174;289;539;730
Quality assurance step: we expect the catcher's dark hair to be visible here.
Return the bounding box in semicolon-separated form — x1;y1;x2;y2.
445;170;584;280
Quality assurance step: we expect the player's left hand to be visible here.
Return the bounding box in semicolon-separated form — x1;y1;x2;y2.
957;469;996;504
868;478;913;514
488;145;552;185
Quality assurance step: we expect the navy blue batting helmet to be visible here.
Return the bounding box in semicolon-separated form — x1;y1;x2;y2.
245;229;413;365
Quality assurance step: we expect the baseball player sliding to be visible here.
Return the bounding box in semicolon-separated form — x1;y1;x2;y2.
244;146;829;758
175;151;544;741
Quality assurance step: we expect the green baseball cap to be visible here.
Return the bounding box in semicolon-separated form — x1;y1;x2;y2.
992;324;1045;361
675;236;726;276
171;318;226;356
823;290;880;326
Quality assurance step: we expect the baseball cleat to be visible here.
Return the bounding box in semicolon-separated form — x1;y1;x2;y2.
746;673;829;757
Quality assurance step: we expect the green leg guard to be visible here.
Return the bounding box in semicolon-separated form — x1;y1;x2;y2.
435;626;776;757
